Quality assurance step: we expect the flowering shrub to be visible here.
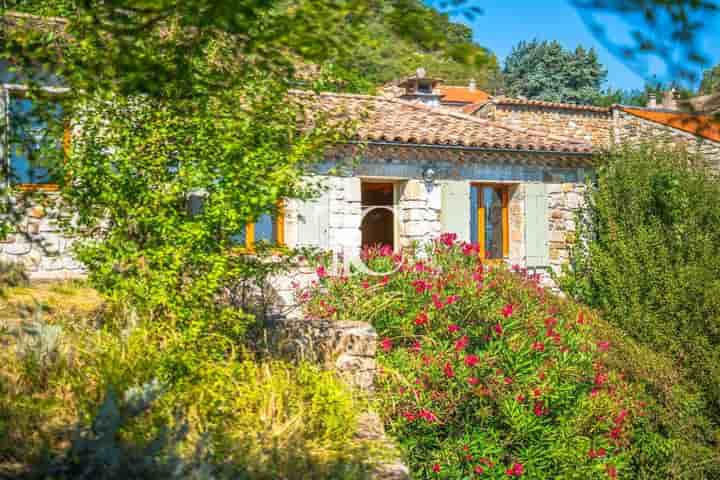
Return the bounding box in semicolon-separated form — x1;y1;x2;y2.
300;237;678;478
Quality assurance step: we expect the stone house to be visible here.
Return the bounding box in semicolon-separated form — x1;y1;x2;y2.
2;60;719;297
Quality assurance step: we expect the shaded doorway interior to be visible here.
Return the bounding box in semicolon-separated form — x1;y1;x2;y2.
361;181;396;250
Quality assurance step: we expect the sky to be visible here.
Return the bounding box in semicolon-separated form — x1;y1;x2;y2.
444;0;720;91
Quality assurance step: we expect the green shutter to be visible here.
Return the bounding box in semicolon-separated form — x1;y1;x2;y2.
297;188;330;248
441;180;471;242
525;183;548;268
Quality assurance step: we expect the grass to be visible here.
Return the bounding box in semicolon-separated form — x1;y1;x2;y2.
0;281;384;479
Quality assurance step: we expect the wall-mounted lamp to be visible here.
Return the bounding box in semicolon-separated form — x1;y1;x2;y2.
422;166;437;184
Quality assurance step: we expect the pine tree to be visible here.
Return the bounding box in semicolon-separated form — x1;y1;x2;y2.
502;39;607;104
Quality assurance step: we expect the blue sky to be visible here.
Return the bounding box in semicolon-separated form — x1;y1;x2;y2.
443;0;720;91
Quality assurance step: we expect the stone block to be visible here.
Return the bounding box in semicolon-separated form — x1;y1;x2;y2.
401;180;427;201
2;240;32;256
550;231;566;243
402;221;427;237
566;192;581;209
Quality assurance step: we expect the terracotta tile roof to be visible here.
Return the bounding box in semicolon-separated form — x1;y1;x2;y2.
491;97;611;113
438;86;491;104
296;91;593;154
620;107;720;143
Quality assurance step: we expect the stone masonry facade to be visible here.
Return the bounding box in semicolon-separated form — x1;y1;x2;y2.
0;198;84;279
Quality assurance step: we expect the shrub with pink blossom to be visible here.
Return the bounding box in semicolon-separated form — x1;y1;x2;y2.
300;237;687;478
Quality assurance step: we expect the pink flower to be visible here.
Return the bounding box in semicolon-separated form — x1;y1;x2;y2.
316;266;327;279
455;335;470;351
465;354;480;367
506;463;524;476
494;323;504;336
462;242;478;256
597;341;611;352
440;232;457;247
444;362;455;378
432;294;444;310
544;317;557;328
610;427;621;439
379;244;393;257
588;448;607;459
448;324;460;333
446;294;460;305
432;463;441;473
501;304;514;318
381;338;393;352
532;342;545;352
594;373;608;386
361;280;370;289
412;279;431;294
415;312;429;326
533;401;546;417
419;409;438;423
516;394;526;403
474;465;485;474
614;409;628;425
468;376;480;386
410;340;422;353
402;411;416;422
607;465;617;479
504;377;514;385
577;310;586;325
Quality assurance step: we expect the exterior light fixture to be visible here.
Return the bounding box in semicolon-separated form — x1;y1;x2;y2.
422;166;437;184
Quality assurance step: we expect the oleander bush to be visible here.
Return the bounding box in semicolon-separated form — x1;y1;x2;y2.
300;238;720;478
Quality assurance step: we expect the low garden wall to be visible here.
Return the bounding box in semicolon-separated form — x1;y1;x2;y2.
264;316;410;480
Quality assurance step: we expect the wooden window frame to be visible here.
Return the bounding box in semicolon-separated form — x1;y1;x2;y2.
5;89;69;192
473;183;510;261
236;202;285;253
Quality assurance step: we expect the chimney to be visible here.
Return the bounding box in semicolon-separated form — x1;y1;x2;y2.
468;78;477;91
662;88;678;110
647;93;657;109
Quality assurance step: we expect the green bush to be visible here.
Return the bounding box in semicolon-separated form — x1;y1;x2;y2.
561;144;720;422
299;240;702;478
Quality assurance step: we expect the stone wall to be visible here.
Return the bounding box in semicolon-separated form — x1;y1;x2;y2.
547;183;585;273
475;103;613;149
614;109;720;169
397;180;442;248
265;317;410;479
0;197;84;280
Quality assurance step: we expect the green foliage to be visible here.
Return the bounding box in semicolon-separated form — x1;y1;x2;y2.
0;286;374;478
503;39;607;105
0;260;29;293
701;64;720;95
561;144;720;424
61;87;334;321
328;0;499;89
299;241;707;478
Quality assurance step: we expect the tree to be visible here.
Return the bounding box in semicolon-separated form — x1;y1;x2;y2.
700;65;720;94
502;39;607;104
